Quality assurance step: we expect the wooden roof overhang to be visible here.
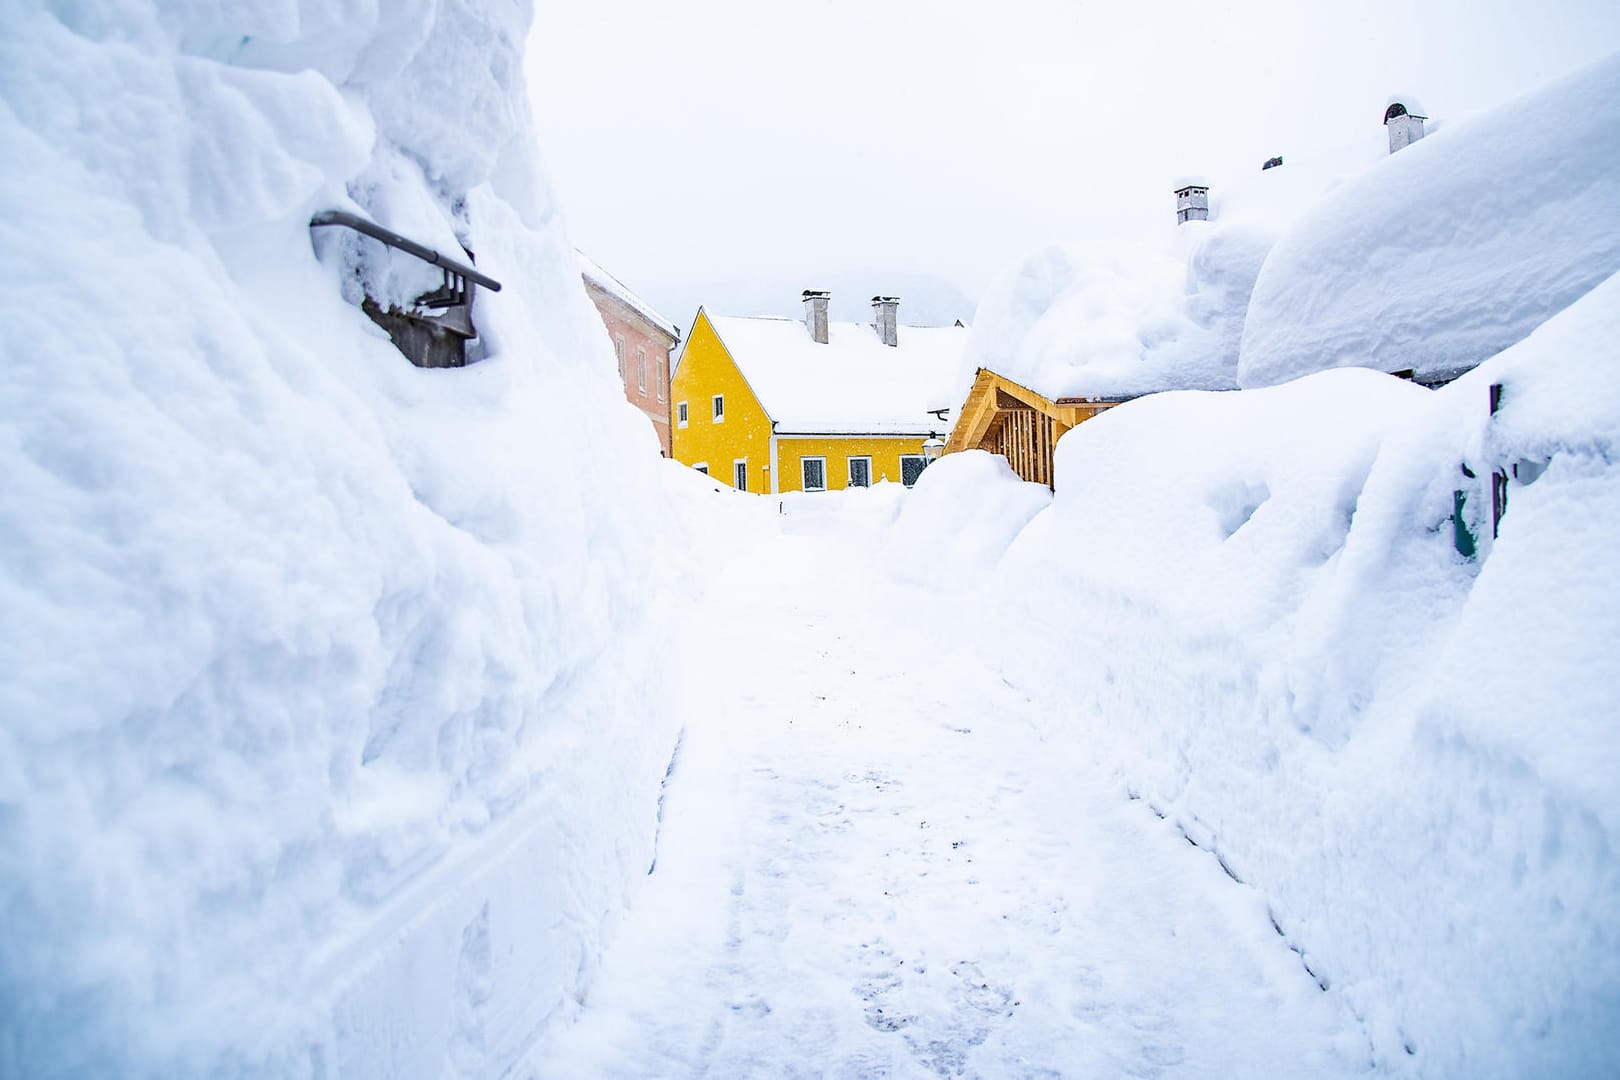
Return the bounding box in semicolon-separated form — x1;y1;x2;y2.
944;368;1133;487
944;368;1106;453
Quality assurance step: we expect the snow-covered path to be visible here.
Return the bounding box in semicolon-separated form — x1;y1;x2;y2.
537;505;1369;1078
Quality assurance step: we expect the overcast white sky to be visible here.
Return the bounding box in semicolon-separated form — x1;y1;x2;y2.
527;1;1620;326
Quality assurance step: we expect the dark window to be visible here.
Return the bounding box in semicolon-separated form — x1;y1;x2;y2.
900;455;927;488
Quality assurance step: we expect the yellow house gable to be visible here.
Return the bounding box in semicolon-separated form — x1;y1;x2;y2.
670;309;775;493
672;307;963;494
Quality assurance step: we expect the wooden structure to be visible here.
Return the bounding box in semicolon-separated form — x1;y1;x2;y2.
945;368;1126;487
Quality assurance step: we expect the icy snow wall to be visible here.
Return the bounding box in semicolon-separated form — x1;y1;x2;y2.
0;5;683;1075
977;272;1620;1076
1239;52;1620;389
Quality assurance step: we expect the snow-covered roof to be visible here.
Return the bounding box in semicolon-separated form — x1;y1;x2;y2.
578;250;679;340
706;313;968;434
1240;54;1620;389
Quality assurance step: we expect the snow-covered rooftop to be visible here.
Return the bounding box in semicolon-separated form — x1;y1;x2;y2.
961;147;1358;405
706;313;968;434
578;250;679;339
1240;54;1620;388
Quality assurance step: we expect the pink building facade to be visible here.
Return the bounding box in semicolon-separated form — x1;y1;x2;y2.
580;254;679;456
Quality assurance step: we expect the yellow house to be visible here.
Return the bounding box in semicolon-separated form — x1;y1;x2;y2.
671;293;967;494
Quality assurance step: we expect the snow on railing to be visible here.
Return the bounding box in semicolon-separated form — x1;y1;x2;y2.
309;209;501;368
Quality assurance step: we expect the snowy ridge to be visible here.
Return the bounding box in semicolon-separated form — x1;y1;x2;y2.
0;5;684;1074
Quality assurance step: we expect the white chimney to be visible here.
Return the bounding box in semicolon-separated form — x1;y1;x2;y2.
1385;100;1427;154
802;289;830;344
1173;182;1210;225
871;296;899;347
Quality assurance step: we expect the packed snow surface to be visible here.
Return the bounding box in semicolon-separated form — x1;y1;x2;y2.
700;314;968;433
1240;52;1620;388
1;4;683;1075
532;487;1367;1077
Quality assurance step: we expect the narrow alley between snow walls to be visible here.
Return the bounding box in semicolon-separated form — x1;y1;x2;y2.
532;485;1372;1078
5;4;1620;1080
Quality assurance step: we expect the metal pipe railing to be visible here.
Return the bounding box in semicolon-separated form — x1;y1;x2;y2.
309;209;502;292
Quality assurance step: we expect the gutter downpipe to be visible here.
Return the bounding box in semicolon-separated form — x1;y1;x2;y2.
769;424;780;495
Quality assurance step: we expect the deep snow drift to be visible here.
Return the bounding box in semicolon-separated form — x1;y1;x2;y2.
1239;53;1620;389
899;271;1620;1075
959;154;1347;402
1;5;684;1075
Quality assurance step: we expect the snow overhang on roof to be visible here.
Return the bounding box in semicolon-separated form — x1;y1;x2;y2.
577;250;679;340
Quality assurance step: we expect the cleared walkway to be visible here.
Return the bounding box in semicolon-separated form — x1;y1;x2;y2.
537;507;1367;1078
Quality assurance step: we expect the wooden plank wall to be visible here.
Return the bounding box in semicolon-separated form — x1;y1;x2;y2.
989;407;1060;487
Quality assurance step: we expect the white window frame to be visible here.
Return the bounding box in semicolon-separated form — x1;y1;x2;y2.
847;455;873;488
733;459;748;492
636;346;647;393
677;401;688;428
656;353;666;402
693;462;709;476
899;454;928;488
712;394;725;423
801;456;827;492
614;336;625;379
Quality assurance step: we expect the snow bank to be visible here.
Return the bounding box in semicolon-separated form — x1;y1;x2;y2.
1240;53;1620;389
882;451;1050;591
979;272;1620;1075
0;5;685;1075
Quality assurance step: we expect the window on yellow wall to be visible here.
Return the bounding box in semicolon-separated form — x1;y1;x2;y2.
734;460;748;492
848;456;872;488
900;455;927;488
802;457;826;492
712;394;724;422
677;401;688;428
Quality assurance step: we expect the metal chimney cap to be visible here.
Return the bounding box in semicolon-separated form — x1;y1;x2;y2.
802;289;830;299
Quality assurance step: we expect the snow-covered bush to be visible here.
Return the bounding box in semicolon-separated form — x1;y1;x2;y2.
1;4;685;1074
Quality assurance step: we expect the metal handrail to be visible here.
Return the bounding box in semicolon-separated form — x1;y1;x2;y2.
309;209;502;292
